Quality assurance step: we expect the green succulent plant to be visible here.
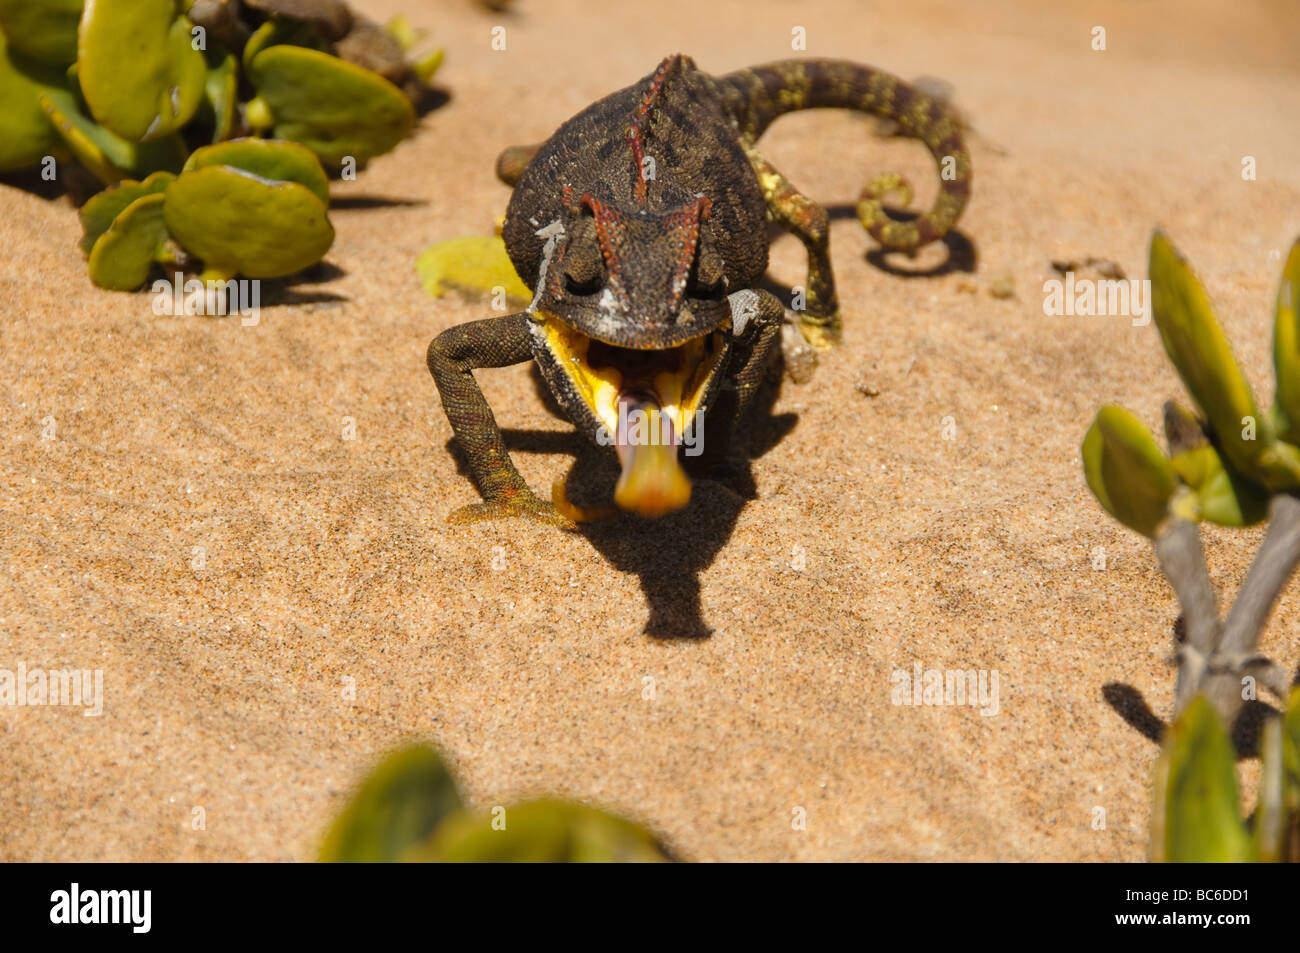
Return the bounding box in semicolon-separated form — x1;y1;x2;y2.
1084;234;1300;865
319;745;676;863
75;138;335;287
1152;690;1300;862
0;0;444;291
1084;233;1300;539
1082;234;1300;723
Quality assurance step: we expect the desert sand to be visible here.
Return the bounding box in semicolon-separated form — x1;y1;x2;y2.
2;0;1299;861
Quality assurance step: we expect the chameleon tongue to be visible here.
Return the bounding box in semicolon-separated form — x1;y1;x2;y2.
612;393;691;517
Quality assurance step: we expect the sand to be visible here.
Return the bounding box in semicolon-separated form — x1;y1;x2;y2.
2;0;1299;861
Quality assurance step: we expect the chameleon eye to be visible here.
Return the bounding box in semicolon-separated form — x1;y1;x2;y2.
564;272;604;296
686;253;726;301
688;275;726;301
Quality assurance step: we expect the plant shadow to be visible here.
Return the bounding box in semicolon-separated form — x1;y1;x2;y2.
1102;681;1284;759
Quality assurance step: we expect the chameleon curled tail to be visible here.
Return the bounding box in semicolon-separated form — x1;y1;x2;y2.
716;59;971;252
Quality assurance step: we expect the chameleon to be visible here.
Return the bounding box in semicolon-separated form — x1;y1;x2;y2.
426;54;971;528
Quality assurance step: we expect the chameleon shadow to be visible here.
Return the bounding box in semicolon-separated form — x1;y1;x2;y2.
831;202;977;278
571;372;796;640
447;361;797;640
758;207;976;307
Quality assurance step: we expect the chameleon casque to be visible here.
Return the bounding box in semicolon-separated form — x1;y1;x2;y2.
427;55;971;528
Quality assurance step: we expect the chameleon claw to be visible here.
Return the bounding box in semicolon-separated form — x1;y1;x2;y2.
798;311;842;350
447;491;577;530
552;477;618;524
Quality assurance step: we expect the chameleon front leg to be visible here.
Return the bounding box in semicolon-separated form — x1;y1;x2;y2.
694;289;783;475
742;145;841;350
725;289;784;420
426;312;575;529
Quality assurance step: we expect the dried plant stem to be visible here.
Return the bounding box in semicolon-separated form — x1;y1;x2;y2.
1155;494;1300;724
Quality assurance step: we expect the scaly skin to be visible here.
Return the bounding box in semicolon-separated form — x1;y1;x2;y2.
428;55;970;528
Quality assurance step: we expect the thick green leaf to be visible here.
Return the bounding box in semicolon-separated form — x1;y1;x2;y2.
319;746;463;863
163;164;334;278
421;799;674;863
1153;695;1254;862
0;31;68;172
1273;239;1300;447
183;138;329;205
39;87;186;184
1169;444;1268;527
416;235;532;304
1082;405;1178;538
0;0;83;65
78;170;174;253
1149;232;1300;490
78;0;206;141
87;192;167;290
247;43;414;167
414;48;443;84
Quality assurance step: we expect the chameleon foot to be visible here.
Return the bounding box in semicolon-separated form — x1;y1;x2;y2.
798;312;842;350
448;491;577;530
552;477;618;524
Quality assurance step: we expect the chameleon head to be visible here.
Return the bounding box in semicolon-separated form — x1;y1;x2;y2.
527;183;736;517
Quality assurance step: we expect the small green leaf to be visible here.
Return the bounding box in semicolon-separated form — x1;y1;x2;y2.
77;0;206;141
183;138;330;205
240;16;330;74
421;799;674;863
78;170;174;254
386;15;421;52
414;48;444;85
1153;695;1254;863
87;192;167;291
202;47;239;144
163;164;334;278
1082;405;1178;538
1273;238;1300;447
319;745;463;863
1169;444;1268;527
0;0;83;65
247;43;415;166
417;235;532;304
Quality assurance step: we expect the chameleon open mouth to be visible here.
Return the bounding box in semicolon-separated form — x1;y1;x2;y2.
538;313;728;517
